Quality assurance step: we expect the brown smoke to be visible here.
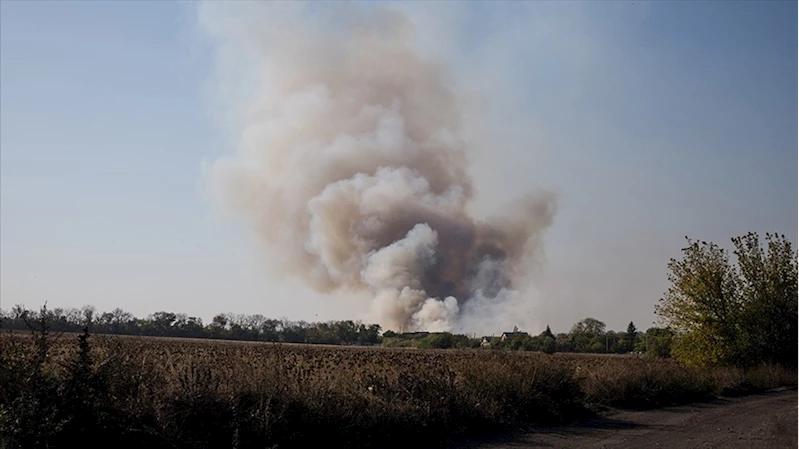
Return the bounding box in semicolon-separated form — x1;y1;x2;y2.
203;4;557;331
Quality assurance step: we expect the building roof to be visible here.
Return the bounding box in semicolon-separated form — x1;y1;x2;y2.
500;331;530;338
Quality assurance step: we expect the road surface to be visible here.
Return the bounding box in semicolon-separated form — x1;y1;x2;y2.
463;388;797;449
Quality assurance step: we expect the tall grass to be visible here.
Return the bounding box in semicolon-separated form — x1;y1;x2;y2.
1;332;795;448
569;354;796;409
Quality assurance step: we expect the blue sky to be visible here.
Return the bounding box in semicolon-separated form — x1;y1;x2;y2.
1;1;796;332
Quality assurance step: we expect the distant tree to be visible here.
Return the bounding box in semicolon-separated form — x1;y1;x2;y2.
102;308;133;334
180;316;205;338
148;312;177;336
209;314;229;339
81;305;96;328
539;325;555;340
417;333;454;349
570;318;606;336
357;323;381;344
568;318;607;353
260;319;280;341
635;327;674;358
555;333;574;353
541;336;556;354
624;322;637;352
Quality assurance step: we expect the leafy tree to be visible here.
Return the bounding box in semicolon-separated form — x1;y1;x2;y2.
732;233;797;366
357;324;381;344
656;233;797;367
541;336;556;354
149;312;177;336
656;238;739;366
570;318;606;336
417;333;454;349
555;333;574;353
634;327;674;357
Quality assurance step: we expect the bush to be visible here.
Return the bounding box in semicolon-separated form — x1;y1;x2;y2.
541;337;557;355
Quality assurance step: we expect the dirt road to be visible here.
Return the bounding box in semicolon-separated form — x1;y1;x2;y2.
464;388;797;449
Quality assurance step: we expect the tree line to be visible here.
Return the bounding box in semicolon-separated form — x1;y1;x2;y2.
0;307;381;346
1;305;667;356
381;320;673;356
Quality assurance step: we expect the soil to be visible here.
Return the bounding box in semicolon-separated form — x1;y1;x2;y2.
460;388;797;449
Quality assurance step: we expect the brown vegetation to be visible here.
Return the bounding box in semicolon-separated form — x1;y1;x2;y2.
1;330;794;449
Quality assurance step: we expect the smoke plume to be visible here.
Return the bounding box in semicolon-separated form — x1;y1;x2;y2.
201;4;557;332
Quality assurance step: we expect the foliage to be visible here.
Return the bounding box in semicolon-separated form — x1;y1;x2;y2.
1;306;671;357
381;332;480;349
634;327;674;358
570;318;606;336
624;322;637;352
541;337;557;355
656;233;797;367
732;232;797;367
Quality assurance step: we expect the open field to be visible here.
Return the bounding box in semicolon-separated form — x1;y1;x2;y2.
1;332;795;448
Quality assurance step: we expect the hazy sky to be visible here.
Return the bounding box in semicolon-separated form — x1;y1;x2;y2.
1;1;796;332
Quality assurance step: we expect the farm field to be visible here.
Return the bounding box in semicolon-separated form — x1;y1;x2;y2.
2;332;795;448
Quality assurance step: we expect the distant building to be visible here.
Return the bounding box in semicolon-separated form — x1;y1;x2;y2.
500;332;529;341
400;331;430;339
500;327;529;341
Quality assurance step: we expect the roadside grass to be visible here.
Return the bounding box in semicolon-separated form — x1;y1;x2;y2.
576;357;795;409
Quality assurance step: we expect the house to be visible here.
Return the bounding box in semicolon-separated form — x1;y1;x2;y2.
500;332;529;341
500;326;529;341
400;331;430;339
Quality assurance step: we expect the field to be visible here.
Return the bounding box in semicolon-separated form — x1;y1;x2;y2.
1;332;795;449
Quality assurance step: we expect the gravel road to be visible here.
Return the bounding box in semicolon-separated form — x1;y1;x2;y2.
461;388;797;449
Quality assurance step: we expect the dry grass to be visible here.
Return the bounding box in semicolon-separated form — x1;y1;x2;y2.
1;333;795;448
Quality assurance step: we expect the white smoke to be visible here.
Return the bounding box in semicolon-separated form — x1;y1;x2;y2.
198;3;556;332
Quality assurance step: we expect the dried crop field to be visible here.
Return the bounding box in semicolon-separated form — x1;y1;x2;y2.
1;332;795;448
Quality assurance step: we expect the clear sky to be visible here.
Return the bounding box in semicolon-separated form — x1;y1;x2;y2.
1;1;796;332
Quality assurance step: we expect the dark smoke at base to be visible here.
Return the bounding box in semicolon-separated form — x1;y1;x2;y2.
200;3;557;332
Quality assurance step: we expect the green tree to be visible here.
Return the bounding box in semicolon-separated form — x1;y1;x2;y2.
634;327;674;358
541;336;557;354
732;233;798;367
417;333;454;349
624;322;637;352
656;238;740;366
656;233;797;367
570;318;606;336
569;318;606;352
